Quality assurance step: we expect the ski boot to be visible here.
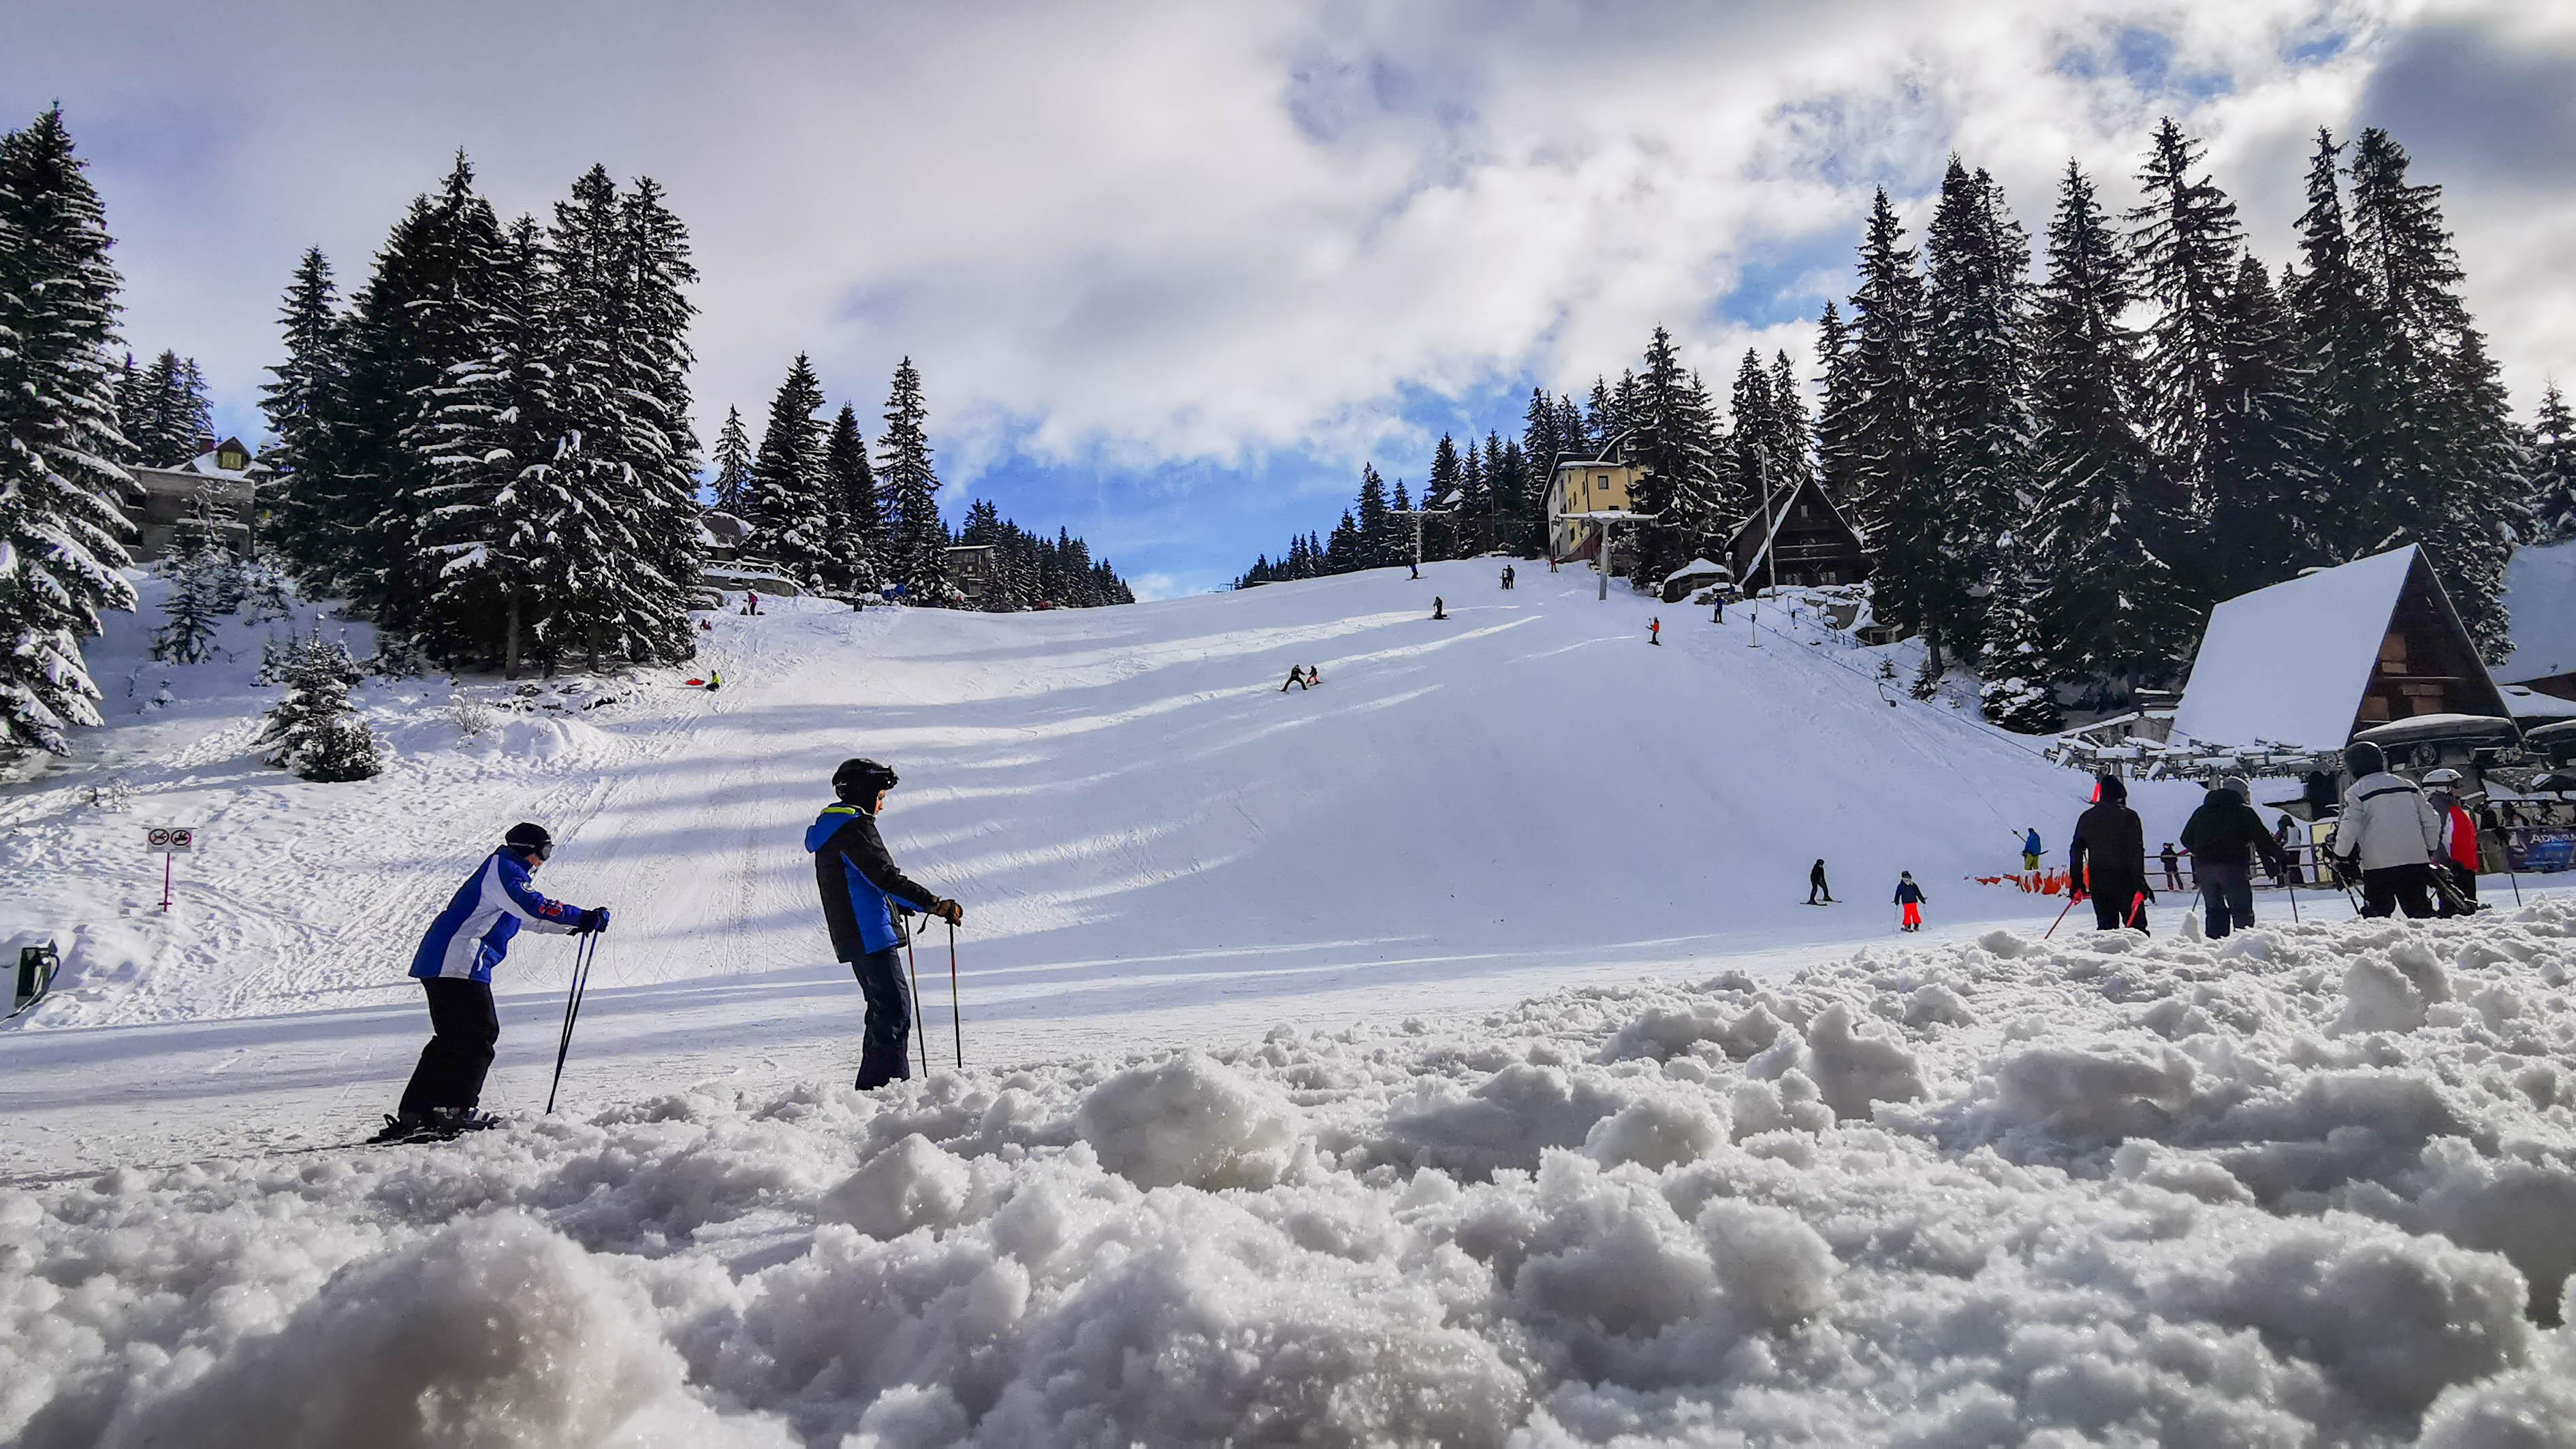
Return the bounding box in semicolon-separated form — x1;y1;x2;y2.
368;1113;436;1145
424;1106;504;1140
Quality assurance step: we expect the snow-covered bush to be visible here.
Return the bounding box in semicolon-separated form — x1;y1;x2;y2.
256;629;383;782
444;692;494;739
1980;671;2061;733
148;553;227;665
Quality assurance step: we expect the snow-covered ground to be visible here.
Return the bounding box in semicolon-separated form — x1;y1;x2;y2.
12;558;2573;1444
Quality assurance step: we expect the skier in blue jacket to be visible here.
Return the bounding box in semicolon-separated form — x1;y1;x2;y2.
380;823;606;1142
808;759;964;1089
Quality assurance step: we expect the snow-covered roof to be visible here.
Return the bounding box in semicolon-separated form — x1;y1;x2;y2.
2496;540;2576;686
175;438;266;479
2172;545;2422;752
1663;557;1728;584
2503;685;2576;721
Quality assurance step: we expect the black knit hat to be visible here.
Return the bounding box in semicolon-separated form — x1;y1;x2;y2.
2093;774;2127;803
504;821;554;859
833;758;899;803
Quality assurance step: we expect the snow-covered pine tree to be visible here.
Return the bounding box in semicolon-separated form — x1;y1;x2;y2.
2011;161;2195;706
821;403;883;597
1354;464;1395;570
1628;327;1725;577
711;405;752;515
1585;378;1619;453
257;627;382;782
750;353;831;585
1845;189;1943;677
0;108;140;756
1425;435;1460;559
121;350;213;467
607;174;706;665
415;213;547;671
1813;301;1862;511
877;357;957;604
1455;434;1488;556
2129;120;2245;602
2530;383;2576;545
261;247;346;575
2206;253;2327;590
2348;127;2523;654
2287;129;2385;563
1922;159;2032;660
1766;351;1815;496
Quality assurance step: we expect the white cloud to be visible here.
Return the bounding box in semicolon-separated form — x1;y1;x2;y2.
16;0;2575;494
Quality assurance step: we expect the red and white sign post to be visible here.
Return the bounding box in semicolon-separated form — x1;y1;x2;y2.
144;826;198;912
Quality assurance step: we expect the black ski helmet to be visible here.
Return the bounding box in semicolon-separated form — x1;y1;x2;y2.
833;758;899;803
2092;774;2127;803
2345;740;2387;778
505;821;554;860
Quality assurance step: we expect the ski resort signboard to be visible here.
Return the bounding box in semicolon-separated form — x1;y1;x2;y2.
143;825;200;912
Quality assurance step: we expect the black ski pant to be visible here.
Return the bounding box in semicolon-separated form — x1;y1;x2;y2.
2436;862;2479;917
1808;878;1831;904
849;946;914;1090
398;977;498;1118
2091;891;2150;933
2198;859;2254;940
2357;863;2437;919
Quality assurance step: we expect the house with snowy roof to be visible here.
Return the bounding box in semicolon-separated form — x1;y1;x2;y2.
1543;452;1645;563
2172;544;2511;752
2495;539;2576;704
122;437;270;560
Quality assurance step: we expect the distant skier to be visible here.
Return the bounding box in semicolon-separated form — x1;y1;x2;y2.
2331;742;2443;919
1501;564;1516;590
2274;814;2305;886
744;590;761;616
2070;774;2153;932
2423;767;2481;916
808;759;965;1089
1712;596;1724;624
2158;841;2182;893
1410;562;1422;581
1892;872;1926;932
706;669;722;692
1432;596;1446;620
1649;617;1661;646
1808;859;1834;905
378;823;606;1143
1279;664;1313;692
2179;775;2285;940
2020;828;2042;872
1305;663;1322;685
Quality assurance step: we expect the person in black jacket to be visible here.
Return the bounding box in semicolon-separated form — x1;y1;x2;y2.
805;759;964;1089
2178;776;2287;940
2069;774;2153;932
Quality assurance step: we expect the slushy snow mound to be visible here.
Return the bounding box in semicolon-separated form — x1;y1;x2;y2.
12;903;2576;1446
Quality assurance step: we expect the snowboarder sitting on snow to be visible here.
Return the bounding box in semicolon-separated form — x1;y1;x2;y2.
1432;596;1446;620
1279;665;1314;692
2178;774;2285;940
706;669;722;692
2332;742;2443;919
381;823;606;1143
2021;828;2042;872
1808;859;1834;905
2070;774;2153;932
1892;872;1926;931
808;759;964;1090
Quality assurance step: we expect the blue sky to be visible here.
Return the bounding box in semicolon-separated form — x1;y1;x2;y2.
16;1;2576;597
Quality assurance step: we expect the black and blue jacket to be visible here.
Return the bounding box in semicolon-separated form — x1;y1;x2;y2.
806;800;938;959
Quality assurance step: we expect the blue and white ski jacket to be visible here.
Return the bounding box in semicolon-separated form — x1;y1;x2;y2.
807;802;938;959
410;848;587;983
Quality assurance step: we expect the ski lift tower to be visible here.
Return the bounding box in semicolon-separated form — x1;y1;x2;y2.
1389;492;1459;573
1570;509;1662;601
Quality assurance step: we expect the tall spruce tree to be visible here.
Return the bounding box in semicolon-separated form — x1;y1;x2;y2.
1813;300;1862;510
1922;160;2033;658
609;174;707;665
2530;383;2576;546
1632;326;1726;573
1845;189;1943;669
751;353;832;584
1354;464;1395;568
876;357;954;603
2288;128;2385;563
0;107;140;755
414;213;547;670
1767;351;1815;496
2206;253;2327;588
2129;118;2244;550
821;403;883;596
120;350;213;466
711;405;752;515
262;246;345;569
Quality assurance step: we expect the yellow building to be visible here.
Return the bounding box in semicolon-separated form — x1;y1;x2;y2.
1544;456;1643;561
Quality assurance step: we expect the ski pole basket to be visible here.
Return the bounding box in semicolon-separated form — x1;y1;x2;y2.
14;940;59;1016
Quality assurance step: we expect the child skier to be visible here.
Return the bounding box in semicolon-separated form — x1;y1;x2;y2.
379;823;606;1143
1649;617;1661;646
1892;872;1926;931
1432;596;1446;620
807;759;965;1089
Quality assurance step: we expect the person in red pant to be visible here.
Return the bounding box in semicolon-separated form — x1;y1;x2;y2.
1892;872;1926;931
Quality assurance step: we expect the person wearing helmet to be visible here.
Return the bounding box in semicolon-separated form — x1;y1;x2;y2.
2422;768;2482;915
808;759;964;1089
2069;774;2154;932
2179;775;2287;940
383;822;607;1143
2331;742;2443;918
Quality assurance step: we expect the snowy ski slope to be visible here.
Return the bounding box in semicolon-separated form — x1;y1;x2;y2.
1;559;2213;1174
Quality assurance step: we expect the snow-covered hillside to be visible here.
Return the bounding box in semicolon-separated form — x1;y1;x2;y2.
3;560;2210;1176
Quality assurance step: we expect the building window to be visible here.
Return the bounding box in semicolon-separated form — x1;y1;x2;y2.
218;448;247;471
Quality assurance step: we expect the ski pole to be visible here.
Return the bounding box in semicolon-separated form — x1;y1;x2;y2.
2285;878;2300;923
546;932;599;1115
948;919;963;1070
905;929;928;1078
2044;892;2077;939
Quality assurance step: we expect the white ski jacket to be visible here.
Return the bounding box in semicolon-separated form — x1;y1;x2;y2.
2334;771;2443;873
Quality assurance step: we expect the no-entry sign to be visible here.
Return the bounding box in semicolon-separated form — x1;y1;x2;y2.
142;826;199;854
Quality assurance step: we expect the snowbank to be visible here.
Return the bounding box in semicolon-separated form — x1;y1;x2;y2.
13;902;2576;1444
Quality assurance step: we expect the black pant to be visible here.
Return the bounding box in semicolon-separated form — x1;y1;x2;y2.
2436;862;2479;917
2198;859;2253;939
398;977;499;1117
2092;891;2149;932
850;947;914;1089
2358;863;2436;919
1808;878;1831;904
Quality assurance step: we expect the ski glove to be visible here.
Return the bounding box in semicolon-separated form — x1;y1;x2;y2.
931;898;965;927
579;907;611;935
